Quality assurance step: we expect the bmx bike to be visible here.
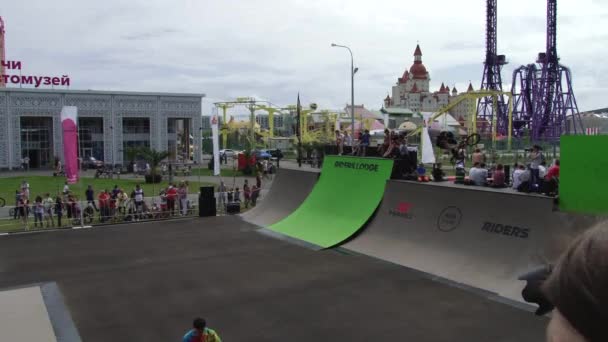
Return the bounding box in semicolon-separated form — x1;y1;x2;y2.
435;131;481;166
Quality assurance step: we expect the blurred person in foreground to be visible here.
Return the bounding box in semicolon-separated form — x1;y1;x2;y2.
182;317;221;342
525;223;608;342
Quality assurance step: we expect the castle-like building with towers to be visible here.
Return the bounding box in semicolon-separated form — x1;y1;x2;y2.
383;44;475;123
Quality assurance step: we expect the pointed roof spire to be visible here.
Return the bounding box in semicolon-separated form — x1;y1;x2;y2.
414;44;422;57
385;94;391;101
412;83;419;93
439;83;445;92
467;82;474;92
452;86;458;94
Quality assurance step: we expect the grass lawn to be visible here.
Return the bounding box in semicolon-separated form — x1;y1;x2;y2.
190;168;246;177
0;176;213;203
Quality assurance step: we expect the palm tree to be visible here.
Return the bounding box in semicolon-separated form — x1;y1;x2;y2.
139;147;169;183
125;147;141;173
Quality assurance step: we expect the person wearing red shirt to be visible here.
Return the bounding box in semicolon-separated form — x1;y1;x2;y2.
98;190;110;222
545;159;560;180
166;184;177;216
543;160;560;196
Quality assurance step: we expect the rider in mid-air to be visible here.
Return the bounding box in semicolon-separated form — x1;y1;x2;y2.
436;131;467;168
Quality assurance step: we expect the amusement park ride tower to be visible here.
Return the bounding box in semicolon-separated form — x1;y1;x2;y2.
0;16;6;88
531;0;584;141
510;0;584;141
477;0;508;136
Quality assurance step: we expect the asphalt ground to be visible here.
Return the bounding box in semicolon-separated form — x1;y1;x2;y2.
0;216;547;341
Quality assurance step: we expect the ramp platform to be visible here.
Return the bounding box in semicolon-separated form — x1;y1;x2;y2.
343;180;602;301
241;168;319;227
269;156;393;248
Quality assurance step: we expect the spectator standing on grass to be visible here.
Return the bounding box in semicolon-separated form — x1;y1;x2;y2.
178;182;188;216
33;196;44;228
62;182;70;198
166;184;177;216
134;184;145;219
19;194;28;228
14;190;21;220
182;317;222;342
85;185;98;211
21;180;30;199
54;196;64;227
43;193;54;227
112;185;120;199
98;190;110;222
117;189;128;215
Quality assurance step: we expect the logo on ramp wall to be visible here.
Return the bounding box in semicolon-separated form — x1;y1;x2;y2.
437;206;462;232
389;202;413;219
334;161;380;172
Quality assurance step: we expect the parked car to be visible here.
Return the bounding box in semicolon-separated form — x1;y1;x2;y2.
81;156;104;170
254;150;272;159
265;149;284;159
219;149;237;159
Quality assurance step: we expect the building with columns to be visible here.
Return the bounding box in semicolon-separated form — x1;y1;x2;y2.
0;88;203;169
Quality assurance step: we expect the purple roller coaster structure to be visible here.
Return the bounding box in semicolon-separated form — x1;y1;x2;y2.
510;0;584;142
477;0;508;137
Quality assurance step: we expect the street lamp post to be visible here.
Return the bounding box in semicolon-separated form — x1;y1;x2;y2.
331;43;357;146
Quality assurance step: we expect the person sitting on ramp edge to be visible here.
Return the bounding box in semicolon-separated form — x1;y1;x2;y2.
182;317;221;342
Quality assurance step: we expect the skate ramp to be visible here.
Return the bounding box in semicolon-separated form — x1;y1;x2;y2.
241;168;319;227
344;181;603;301
269;156;393;248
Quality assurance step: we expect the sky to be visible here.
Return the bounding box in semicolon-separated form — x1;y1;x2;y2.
1;0;607;116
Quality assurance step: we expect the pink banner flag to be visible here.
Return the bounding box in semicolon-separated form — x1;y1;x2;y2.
61;106;79;184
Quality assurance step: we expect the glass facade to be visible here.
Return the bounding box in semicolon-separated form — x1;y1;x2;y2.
20;117;54;168
167;118;191;161
122;118;150;161
78;117;104;161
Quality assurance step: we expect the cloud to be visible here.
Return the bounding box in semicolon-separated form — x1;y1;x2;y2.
1;0;606;112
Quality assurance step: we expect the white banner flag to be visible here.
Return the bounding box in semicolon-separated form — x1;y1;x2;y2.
421;126;436;164
211;109;220;176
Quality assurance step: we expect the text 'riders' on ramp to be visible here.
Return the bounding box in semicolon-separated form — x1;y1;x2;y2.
241;168;319;227
343;181;600;302
269;156;393;248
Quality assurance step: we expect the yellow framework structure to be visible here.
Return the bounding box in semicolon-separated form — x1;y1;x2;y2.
407;90;514;150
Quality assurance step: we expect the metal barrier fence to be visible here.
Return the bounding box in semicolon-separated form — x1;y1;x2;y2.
0;194;200;234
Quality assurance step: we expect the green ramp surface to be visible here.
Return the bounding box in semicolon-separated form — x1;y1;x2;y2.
269;155;393;248
560;135;608;214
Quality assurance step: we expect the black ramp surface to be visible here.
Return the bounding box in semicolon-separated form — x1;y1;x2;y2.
0;218;546;342
241;168;319;227
344;181;603;301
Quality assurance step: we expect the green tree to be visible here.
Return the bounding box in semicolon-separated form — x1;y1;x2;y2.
138;147;170;178
125;147;141;173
